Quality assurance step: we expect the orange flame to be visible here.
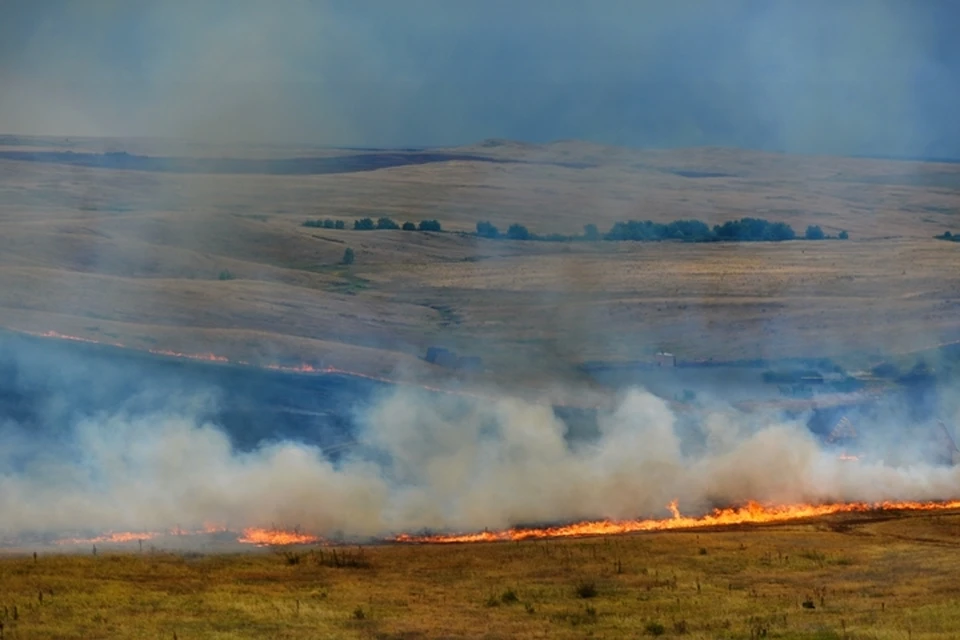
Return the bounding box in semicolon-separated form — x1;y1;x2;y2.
149;348;230;363
237;528;320;546
55;531;159;545
391;499;960;544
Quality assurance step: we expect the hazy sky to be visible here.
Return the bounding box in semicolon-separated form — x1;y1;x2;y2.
1;0;958;157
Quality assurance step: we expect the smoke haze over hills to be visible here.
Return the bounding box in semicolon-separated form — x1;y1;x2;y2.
1;1;959;158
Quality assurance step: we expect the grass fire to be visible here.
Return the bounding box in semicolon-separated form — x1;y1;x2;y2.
3;2;960;633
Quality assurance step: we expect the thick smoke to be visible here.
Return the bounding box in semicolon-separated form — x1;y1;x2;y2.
2;376;958;540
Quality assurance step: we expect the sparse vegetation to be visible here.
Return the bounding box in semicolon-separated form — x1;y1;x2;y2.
2;511;960;638
217;269;235;280
936;230;959;242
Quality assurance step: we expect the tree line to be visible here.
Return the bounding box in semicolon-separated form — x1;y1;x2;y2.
476;218;848;242
303;217;442;232
304;216;850;242
935;231;960;242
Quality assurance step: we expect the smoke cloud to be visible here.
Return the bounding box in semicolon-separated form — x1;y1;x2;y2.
2;372;958;541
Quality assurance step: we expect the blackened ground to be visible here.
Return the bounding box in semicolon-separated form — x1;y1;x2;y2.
0;333;385;457
0;333;607;458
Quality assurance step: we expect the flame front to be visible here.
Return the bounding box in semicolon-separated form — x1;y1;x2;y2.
391;499;960;544
237;528;320;546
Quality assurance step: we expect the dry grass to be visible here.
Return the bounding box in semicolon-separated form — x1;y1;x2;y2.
3;511;960;638
0;137;959;390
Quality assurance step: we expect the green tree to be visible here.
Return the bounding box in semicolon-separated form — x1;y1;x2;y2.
418;219;442;232
334;220;345;230
402;221;416;231
376;217;399;230
354;218;375;230
838;230;849;240
583;223;600;241
476;221;499;238
506;223;530;240
805;225;825;240
342;247;355;265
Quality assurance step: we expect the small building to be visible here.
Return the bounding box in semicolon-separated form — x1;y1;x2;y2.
655;352;676;367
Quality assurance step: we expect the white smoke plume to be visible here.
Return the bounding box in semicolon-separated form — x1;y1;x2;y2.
2;382;959;540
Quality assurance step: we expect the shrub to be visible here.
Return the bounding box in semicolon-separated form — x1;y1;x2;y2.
838;230;849;240
352;606;366;620
501;589;519;604
805;225;825;240
218;270;235;281
342;248;355;265
353;218;375;230
645;621;666;636
418;219;442;232
575;581;597;599
402;221;416;231
376;217;399;230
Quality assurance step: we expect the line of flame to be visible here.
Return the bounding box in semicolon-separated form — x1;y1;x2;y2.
237;527;321;546
45;499;960;548
391;499;960;544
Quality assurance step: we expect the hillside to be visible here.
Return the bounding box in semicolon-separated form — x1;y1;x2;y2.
0;135;958;388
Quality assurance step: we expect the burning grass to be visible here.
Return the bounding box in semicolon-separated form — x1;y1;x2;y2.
4;509;960;638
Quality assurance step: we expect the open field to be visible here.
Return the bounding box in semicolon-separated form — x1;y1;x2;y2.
3;509;960;639
0;135;958;389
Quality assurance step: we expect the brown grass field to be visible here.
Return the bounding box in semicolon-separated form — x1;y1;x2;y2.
3;509;960;639
1;140;960;637
1;136;958;391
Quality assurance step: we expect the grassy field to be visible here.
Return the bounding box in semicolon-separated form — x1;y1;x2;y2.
3;510;960;639
0;136;959;389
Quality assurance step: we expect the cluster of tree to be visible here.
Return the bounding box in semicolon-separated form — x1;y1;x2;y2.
304;217;442;232
303;218;346;229
935;231;960;242
474;218;849;243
